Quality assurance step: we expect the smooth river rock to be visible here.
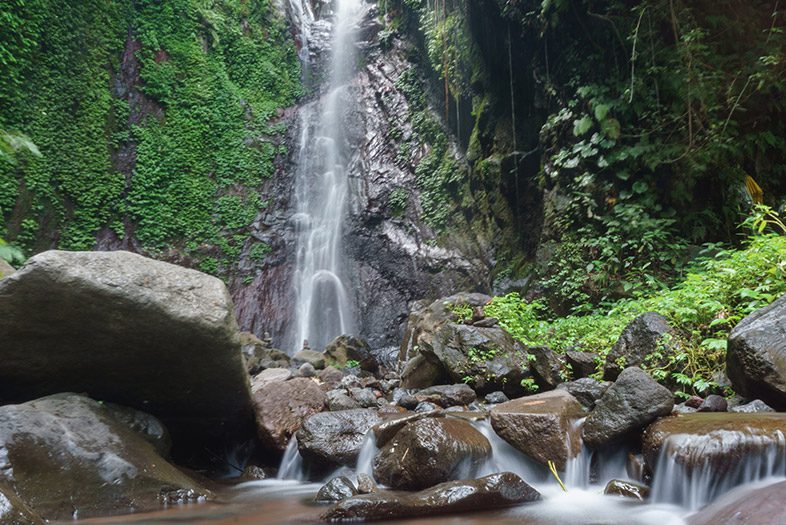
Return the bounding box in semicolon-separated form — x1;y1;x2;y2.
373;417;491;490
321;472;541;522
297;409;382;468
490;390;584;470
0;394;207;520
726;293;786;410
0;250;254;462
582;367;673;448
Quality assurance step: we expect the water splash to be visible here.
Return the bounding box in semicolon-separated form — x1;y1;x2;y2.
290;0;365;353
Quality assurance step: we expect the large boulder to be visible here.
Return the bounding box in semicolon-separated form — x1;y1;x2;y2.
0;250;254;462
373;417;491;490
322;472;540;522
324;335;378;373
399;294;533;397
490;390;584;470
582;367;673;448
688;480;786;525
296;409;382;469
643;413;786;477
0;394;207;520
604;313;675;380
253;378;326;452
726;294;786;409
413;384;476;407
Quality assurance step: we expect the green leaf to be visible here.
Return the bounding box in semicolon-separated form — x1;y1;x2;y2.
601;117;621;139
632;181;649;194
594;103;610;122
573;116;593;136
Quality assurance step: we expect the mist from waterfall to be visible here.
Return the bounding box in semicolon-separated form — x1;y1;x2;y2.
289;0;364;353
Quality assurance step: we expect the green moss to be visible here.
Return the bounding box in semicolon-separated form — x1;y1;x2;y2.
0;0;300;273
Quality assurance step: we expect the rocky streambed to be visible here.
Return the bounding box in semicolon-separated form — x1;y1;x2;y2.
2;250;786;524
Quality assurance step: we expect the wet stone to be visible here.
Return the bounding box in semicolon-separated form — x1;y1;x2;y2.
316;476;357;503
604;479;650;501
484;391;509;404
697;394;727;412
356;473;377;494
731;399;775;413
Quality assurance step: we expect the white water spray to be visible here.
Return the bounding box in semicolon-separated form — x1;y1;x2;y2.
289;0;365;353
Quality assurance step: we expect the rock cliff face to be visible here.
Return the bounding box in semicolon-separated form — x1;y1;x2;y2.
231;3;491;351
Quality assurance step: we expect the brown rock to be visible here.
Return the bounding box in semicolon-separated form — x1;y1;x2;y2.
253;378;326;452
688;480;786;525
490;390;584;470
372;417;491;490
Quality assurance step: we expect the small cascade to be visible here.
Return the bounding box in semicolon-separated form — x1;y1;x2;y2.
650;429;786;510
277;436;306;481
473;419;549;485
355;430;378;476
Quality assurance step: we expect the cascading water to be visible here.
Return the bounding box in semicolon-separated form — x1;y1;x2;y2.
288;0;364;353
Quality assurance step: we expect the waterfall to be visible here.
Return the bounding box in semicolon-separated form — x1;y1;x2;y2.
289;0;364;353
650;428;786;510
276;435;306;481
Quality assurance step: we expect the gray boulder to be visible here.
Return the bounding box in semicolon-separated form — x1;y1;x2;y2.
293;349;326;369
373;417;491;490
0;250;254;463
0;394;207;520
490;390;584;470
727;294;786;409
253;378;326;452
414;384;477;407
556;378;611;409
582;367;673;448
604;313;675;380
322;472;540;522
565;350;599;379
297;409;382;468
730;399;775;413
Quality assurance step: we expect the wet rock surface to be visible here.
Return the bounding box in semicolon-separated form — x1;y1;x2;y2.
0;250;254;462
603;479;650;500
642;412;786;475
0;483;44;525
565;350;598;379
413;384;477;407
556;378;611;410
321;472;541;522
688;480;786;525
0;394;207;520
253;378;326;452
490;390;584;470
730;399;775;413
399;294;532;397
726;293;786;410
297;409;382;468
582;367;674;448
373;417;491;490
315;477;357;503
604;313;675;380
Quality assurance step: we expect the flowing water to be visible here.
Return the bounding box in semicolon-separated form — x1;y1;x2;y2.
288;0;364;353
